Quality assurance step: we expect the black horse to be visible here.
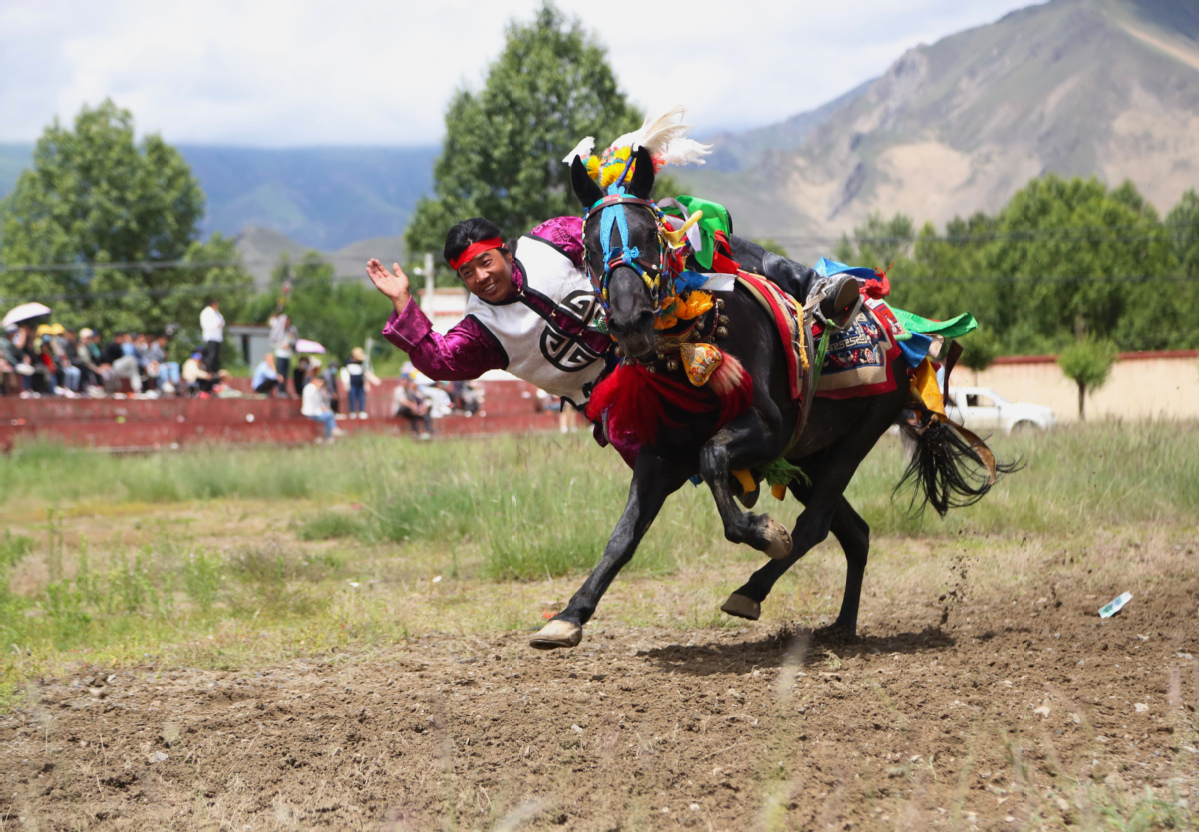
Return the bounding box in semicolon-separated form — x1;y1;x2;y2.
530;146;1006;650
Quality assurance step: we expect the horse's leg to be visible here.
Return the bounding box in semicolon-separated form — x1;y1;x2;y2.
530;452;692;650
722;490;870;630
698;410;792;559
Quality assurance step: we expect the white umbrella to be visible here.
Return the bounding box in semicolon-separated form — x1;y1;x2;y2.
295;338;326;354
3;302;52;327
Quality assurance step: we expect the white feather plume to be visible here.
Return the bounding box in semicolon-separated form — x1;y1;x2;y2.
608;105;711;168
561;136;595;164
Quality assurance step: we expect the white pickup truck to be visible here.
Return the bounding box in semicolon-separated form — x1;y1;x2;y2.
945;386;1057;434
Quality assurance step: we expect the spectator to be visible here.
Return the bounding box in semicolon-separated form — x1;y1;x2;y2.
322;360;342;415
32;330;59;394
1;324;21;395
292;355;310;396
105;332;142;395
251;352;280;395
341;346;379;419
181;351;212;395
199;299;225;374
11;325;36;396
147;334;180;394
392;375;432;440
58;329;82;393
75;328;103;392
300;376;344;441
268;310;297;397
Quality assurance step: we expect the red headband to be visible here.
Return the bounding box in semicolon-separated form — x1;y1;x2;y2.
448;238;503;271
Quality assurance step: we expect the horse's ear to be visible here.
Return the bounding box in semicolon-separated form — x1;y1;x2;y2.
629;145;656;199
570;155;603;209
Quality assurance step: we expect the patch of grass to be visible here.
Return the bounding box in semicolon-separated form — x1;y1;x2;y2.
297;510;368;541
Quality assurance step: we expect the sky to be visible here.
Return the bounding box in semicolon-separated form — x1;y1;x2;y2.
0;0;1045;147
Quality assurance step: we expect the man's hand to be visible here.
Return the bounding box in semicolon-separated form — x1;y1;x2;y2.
366;259;412;314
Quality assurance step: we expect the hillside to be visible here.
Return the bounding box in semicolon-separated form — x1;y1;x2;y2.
0;144;436;255
677;0;1199;261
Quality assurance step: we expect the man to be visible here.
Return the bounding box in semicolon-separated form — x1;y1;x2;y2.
75;328;102;391
251;352;280;395
367;216;607;410
392;375;432;440
199;299;225;375
268;309;297;396
147;334;180;394
101;332;142;394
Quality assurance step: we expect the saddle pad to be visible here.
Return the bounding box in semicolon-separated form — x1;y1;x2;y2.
736;272;808;401
815;300;901;399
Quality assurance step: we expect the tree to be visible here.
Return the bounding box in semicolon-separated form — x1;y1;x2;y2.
833;212;916;274
1169;189;1199;277
406;1;640;267
263;252;392;362
987;176;1174;351
1057;338;1116;421
0;99;252;334
958;327;1001;382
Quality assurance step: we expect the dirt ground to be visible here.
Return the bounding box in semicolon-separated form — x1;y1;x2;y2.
3;563;1197;832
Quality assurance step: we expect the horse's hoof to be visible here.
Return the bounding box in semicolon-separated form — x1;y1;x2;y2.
814;624;857;643
720;593;761;621
762;519;792;559
529;619;582;650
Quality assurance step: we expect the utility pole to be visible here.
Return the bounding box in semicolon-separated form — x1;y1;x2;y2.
411;253;436;317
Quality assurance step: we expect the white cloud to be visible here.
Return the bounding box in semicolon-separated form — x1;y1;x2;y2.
0;0;1042;146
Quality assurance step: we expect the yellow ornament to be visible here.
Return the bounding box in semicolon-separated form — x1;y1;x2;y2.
679;342;724;387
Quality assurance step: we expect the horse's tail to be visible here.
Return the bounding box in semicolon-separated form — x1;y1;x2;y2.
895;417;1021;516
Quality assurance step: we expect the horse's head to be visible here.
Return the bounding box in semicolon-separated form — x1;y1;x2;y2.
570;145;663;362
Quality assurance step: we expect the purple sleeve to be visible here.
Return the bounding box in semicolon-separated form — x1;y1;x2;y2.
381;301;506;380
529;216;585;268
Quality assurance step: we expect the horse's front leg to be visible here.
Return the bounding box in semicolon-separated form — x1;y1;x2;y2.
700;409;792;559
529;452;692;650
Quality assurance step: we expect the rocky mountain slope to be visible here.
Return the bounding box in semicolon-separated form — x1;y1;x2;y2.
677;0;1199;259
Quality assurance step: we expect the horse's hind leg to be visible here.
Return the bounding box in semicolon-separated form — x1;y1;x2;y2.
722;493;868;635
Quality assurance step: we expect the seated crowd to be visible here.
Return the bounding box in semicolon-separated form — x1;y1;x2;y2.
0;323;233;398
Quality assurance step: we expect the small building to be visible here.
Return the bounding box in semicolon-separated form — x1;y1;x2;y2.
226;324;272;369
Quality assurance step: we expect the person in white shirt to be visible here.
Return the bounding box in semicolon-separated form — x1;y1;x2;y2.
199;299;225;375
301;376;343;440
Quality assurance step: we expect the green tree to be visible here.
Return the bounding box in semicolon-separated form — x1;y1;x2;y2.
1057;337;1116;421
406;1;640;265
265;252;392;362
987;176;1174;351
0;99;252;334
957;326;1002;381
833;212;916;274
1169;189;1199;276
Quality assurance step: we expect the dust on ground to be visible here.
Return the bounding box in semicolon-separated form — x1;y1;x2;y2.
3;566;1197;832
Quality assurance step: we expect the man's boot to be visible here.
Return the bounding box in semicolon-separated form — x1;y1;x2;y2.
818;275;862;329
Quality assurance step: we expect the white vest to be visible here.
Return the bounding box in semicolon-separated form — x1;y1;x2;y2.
466;235;607;406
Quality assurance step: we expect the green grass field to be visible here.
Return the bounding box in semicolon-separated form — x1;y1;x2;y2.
1;422;1196;710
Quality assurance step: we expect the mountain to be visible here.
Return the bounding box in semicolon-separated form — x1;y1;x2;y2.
178;145;436;251
677;0;1199;261
235;225;406;288
700;80;875;173
0;144;437;254
1;143;434;286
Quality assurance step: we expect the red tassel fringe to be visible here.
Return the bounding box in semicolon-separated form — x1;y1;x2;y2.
586;351;754;449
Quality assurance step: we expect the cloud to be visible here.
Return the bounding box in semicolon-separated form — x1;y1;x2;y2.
0;0;1042;146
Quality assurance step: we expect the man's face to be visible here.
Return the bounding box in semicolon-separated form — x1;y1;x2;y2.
457;247;516;303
